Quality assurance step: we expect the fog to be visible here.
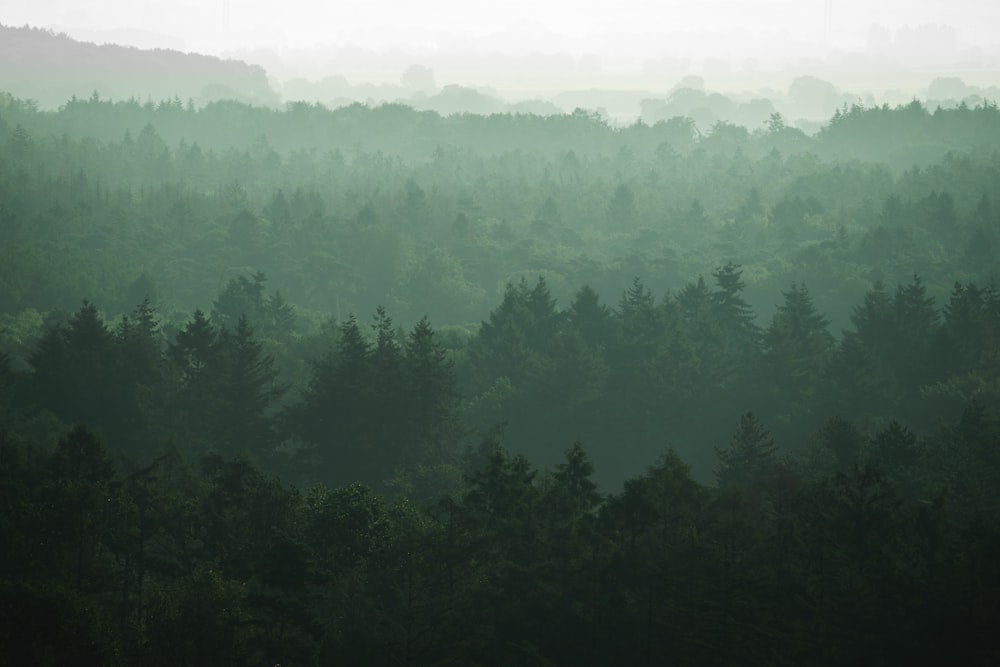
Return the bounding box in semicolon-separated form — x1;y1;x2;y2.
9;0;1000;100
6;2;1000;665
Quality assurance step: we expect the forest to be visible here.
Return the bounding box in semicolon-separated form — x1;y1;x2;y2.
1;89;1000;665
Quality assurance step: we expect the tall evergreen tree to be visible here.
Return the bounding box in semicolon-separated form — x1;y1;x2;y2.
708;263;762;393
815;416;865;471
292;314;378;486
763;283;834;422
214;315;286;458
168;309;217;384
110;298;165;454
716;412;776;487
403;316;461;463
29;301;114;432
211;271;267;331
567;284;613;348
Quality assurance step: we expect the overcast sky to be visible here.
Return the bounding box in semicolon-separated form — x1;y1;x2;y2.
7;0;999;51
6;0;1000;93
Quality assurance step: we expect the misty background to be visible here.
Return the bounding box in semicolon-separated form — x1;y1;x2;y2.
4;0;1000;123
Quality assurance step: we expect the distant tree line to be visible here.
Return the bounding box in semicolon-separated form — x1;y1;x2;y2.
0;95;997;329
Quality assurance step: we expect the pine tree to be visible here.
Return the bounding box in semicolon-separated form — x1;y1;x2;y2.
567;284;613;348
708;263;762;393
470;278;552;393
29;301;114;431
215;315;286;458
169;309;217;384
165;310;224;452
211;272;267;331
111;298;165;454
871;420;919;469
404;316;461;462
715;412;776;487
617;277;661;351
292;314;375;486
550;442;601;516
816;416;865;471
763;283;834;420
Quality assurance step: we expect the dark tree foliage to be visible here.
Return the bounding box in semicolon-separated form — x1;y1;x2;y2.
815;415;866;471
289;309;462;492
763;282;834;427
715;412;776;487
5;90;1000;665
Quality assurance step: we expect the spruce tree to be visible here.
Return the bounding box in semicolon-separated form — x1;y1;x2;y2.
715;412;776;486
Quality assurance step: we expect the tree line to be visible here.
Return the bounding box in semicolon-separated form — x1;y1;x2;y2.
1;95;998;329
3;267;998;489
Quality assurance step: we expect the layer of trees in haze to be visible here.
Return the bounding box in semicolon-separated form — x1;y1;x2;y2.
1;91;998;328
0;25;278;109
5;23;1000;127
2;47;1000;665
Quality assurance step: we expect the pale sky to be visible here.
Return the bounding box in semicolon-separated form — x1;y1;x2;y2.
6;0;998;52
5;0;1000;92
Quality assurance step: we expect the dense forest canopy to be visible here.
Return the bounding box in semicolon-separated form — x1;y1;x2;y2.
1;92;998;327
2;77;1000;665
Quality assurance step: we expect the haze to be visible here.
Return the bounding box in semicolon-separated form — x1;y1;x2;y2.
8;0;1000;96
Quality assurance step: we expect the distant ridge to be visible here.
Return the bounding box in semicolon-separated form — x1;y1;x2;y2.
0;24;279;108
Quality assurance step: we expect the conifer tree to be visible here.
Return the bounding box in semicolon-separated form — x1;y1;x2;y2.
716;412;776;486
403;316;461;462
215;315;286;457
567;284;613;348
763;283;834;420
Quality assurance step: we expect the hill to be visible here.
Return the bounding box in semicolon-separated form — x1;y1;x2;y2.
0;24;279;108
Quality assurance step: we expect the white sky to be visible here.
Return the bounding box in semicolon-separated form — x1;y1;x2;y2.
6;0;999;51
5;0;1000;92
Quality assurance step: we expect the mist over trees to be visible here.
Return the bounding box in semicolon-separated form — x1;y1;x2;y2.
2;29;1000;665
0;25;278;109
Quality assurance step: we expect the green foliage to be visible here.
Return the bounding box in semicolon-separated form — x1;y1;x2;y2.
4;88;1000;664
715;412;776;487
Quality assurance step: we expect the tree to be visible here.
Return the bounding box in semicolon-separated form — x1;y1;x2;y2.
291;314;378;486
816;416;865;471
163;309;224;452
716;412;776;487
42;425;119;590
469;278;554;393
889;275;939;390
703;263;762;394
763;283;834;422
111;298;166;453
168;309;217;384
607;183;637;226
567;284;613;348
403;316;461;461
0;350;15;418
549;442;602;516
211;271;267;331
217;316;286;457
712;262;757;335
871;420;919;469
29;301;115;431
832;281;900;418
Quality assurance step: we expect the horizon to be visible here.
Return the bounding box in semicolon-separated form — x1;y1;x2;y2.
5;1;1000;98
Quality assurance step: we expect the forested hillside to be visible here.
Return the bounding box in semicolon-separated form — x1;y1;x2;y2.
0;24;278;108
1;91;1000;665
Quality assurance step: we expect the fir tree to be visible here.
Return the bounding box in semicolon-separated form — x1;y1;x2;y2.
715;412;776;486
